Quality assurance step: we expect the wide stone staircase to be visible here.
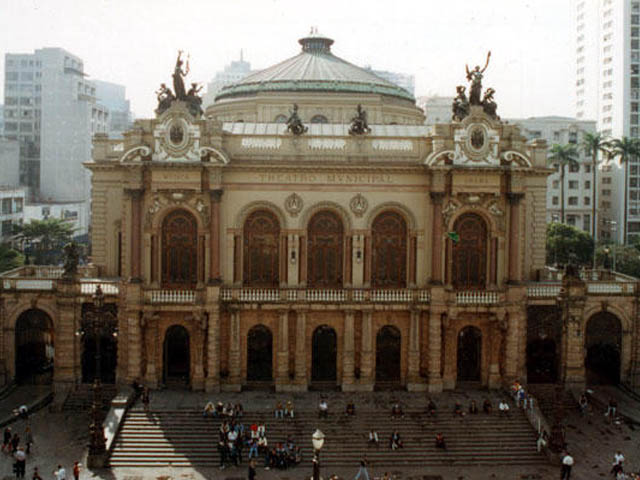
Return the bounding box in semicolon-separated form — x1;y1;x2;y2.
527;384;578;420
108;398;546;468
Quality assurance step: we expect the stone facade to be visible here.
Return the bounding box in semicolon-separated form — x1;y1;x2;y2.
1;36;639;395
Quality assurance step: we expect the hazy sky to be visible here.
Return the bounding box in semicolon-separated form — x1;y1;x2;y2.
1;0;574;120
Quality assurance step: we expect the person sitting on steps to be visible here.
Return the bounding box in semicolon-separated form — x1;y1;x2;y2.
391;401;404;419
435;432;446;450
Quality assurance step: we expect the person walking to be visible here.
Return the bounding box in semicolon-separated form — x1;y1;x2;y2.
25;427;33;455
54;465;66;480
32;467;42;480
561;451;574;480
248;458;256;480
353;459;370;480
142;387;150;411
2;426;11;453
72;461;80;480
14;446;26;479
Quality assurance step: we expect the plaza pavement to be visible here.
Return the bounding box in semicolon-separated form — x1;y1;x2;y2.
2;385;639;480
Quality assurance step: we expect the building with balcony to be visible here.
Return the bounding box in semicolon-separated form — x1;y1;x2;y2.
0;33;638;397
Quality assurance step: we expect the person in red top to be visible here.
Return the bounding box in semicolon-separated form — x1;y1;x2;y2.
72;462;80;480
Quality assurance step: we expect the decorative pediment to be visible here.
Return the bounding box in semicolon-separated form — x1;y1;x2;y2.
452;118;500;166
153;104;202;162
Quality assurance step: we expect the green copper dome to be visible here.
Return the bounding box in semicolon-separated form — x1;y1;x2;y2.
215;32;414;102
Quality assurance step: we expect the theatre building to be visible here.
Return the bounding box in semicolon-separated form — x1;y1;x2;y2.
1;32;639;395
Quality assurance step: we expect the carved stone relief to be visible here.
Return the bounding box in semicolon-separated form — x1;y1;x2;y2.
349;194;368;217
284;193;303;217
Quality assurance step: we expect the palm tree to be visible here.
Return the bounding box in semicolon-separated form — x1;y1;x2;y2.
548;144;580;224
606;137;640;244
13;218;75;265
581;132;608;241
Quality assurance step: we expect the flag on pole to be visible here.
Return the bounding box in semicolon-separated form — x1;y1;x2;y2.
447;232;460;244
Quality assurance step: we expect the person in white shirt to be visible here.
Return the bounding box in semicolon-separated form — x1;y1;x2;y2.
54;465;66;480
498;400;510;416
561;452;574;479
318;399;328;418
614;450;625;466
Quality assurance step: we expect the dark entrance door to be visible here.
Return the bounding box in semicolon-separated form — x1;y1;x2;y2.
586;312;622;385
162;210;198;288
376;325;401;383
457;326;481;382
312;325;337;382
15;309;54;384
526;338;558;383
164;325;190;385
247;325;273;381
82;335;118;383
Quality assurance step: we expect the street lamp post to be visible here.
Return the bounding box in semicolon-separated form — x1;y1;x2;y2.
76;285;118;463
312;429;325;480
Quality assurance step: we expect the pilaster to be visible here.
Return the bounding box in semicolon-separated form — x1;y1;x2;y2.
430;192;445;284
205;307;221;392
208;189;223;285
427;309;444;392
294;311;307;387
224;309;242;391
407;309;425;391
275;310;290;391
341;311;356;391
358;311;375;390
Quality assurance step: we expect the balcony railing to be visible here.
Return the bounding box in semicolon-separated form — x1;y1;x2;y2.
455;290;500;305
526;285;562;298
220;287;431;304
80;280;120;296
144;289;197;304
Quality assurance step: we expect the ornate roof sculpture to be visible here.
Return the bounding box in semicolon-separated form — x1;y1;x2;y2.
155;51;204;117
215;28;414;102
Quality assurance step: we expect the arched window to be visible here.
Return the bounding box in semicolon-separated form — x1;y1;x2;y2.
243;210;280;286
371;211;407;287
452;213;487;289
162;209;198;288
307;211;343;287
274;115;287;123
311;115;328;124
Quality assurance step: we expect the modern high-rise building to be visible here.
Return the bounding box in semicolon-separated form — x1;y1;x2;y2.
3;48;109;203
93;80;132;138
0;105;4;136
203;52;252;108
574;0;640;243
509;116;602;235
417;96;454;125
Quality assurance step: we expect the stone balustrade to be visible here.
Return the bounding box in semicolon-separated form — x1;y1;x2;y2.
219;287;431;304
526;285;562;298
80;281;120;296
455;290;500;305
586;282;635;295
144;289;197;304
2;278;54;291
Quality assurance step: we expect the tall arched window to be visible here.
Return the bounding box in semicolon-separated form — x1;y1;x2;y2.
452;213;487;289
307;211;343;287
162;209;198;288
371;211;407;287
243;210;280;286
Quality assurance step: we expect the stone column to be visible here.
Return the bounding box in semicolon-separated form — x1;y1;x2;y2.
287;234;299;285
507;193;524;283
276;310;290;390
192;312;206;391
487;320;503;389
559;290;587;390
430;193;445;284
294;311;307;387
205;309;221;392
342;311;355;390
427;310;444;392
227;309;242;391
359;311;374;390
127;312;142;383
144;315;158;388
208;190;223;285
54;280;79;392
407;309;424;391
125;188;143;282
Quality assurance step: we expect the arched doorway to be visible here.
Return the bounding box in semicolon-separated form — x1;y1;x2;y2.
586;312;622;384
162;209;198;288
375;325;401;384
312;325;337;383
307;211;344;287
80;303;118;384
452;214;487;289
457;326;482;382
371;212;407;287
526;338;558;383
15;309;54;384
247;325;273;382
163;325;190;386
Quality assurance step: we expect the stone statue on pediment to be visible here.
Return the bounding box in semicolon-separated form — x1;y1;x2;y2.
349;104;371;135
466;51;491;105
155;51;203;117
452;85;469;122
62;242;80;279
286;104;308;135
482;87;499;120
155;83;175;115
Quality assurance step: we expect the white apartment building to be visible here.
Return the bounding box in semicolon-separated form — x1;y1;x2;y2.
93;80;132;137
574;0;640;242
0;187;25;243
3;48;109;203
0;138;19;187
203;53;253;108
417;96;454;125
0;105;4;135
510;116;600;234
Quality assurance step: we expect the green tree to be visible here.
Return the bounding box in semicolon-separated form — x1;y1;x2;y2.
595;244;640;278
548;144;580;224
581;132;608;241
546;223;594;266
0;243;24;273
606;136;640;244
14;218;75;265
